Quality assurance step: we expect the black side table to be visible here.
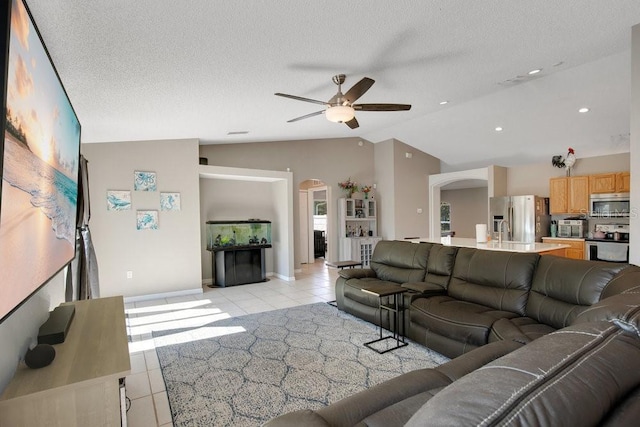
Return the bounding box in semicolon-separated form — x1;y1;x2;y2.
362;284;408;353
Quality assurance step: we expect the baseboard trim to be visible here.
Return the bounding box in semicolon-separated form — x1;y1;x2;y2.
124;287;203;303
273;273;296;281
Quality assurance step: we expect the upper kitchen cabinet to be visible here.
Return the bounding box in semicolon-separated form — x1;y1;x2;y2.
549;176;589;214
589;173;617;194
589;171;630;194
616;172;631;192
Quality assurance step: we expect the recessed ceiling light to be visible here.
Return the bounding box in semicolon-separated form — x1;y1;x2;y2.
439;101;449;105
495;127;503;132
578;107;590;113
528;69;542;75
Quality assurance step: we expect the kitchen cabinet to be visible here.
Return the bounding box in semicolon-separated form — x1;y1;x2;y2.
616;172;631;192
542;238;585;260
588;171;630;194
339;198;380;266
589;173;617;194
549;176;589;214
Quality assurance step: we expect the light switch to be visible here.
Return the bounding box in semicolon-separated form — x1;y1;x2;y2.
417;208;423;214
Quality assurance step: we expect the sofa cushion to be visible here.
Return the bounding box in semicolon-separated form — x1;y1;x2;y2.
488;317;555;344
526;256;629;329
411;296;518;347
448;248;539;316
369;241;432;283
424;245;458;289
406;319;640;427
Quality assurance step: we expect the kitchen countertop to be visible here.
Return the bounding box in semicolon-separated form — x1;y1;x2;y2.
410;237;571;253
541;237;585;241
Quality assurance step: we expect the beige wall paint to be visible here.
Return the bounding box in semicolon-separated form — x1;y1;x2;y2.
373;139;395;239
82;139;202;298
507;153;630;196
441;187;489;238
200;138;374;267
631;24;640;264
393;140;440;239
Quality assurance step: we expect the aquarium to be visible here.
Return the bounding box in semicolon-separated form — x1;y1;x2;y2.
206;220;272;251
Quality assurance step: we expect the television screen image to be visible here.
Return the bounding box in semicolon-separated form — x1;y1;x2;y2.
0;0;81;322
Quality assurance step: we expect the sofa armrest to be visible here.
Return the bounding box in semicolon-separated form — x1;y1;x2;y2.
402;282;447;296
338;268;376;280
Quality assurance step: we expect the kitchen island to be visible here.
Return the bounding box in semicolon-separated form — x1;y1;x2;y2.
410;237;570;256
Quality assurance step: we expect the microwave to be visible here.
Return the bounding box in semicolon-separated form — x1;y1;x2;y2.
590;193;631;218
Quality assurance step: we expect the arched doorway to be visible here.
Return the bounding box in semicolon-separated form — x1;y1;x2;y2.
299;179;330;264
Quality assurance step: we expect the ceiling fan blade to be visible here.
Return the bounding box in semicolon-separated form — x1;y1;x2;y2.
345;117;359;129
354;103;412;111
287;110;325;123
275;93;328;106
344;77;375;103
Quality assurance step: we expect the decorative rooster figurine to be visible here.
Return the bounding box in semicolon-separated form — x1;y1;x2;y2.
551;148;576;176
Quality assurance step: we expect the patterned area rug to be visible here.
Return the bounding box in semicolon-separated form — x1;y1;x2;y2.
153;302;449;426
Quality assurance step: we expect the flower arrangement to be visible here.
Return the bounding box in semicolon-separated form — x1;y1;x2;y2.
361;185;372;199
338;177;359;198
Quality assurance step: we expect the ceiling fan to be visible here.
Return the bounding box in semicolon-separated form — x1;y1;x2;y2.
275;74;411;129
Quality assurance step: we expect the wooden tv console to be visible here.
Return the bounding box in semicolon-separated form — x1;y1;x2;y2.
0;296;131;426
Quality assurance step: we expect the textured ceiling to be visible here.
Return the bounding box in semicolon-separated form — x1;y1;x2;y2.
25;0;640;171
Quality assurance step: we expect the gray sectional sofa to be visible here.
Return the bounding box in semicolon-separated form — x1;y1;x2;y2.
265;240;640;426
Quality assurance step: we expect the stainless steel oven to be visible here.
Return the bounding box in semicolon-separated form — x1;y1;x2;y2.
585;241;629;262
585;224;630;262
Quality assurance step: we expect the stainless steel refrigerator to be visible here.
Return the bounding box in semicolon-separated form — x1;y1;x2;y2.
489;195;550;243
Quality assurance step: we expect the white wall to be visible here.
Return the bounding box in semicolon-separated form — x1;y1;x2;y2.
0;274;64;392
81;139;202;299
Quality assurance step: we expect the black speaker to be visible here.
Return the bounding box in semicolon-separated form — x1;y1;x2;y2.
24;344;56;369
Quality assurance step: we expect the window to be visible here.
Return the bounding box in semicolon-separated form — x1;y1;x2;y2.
440;202;451;232
314;201;327;215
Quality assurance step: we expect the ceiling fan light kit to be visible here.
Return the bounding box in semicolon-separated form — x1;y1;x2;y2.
325;105;355;123
275;74;411;129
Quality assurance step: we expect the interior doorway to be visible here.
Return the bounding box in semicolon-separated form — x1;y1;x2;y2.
299;179;330;264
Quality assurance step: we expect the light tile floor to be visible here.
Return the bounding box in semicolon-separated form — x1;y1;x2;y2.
124;259;339;427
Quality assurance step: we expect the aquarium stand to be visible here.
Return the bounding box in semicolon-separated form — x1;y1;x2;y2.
213;245;271;287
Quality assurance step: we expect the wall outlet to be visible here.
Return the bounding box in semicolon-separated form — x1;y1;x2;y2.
126;271;133;279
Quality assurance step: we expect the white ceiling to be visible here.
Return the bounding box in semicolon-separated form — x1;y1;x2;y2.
26;0;640;171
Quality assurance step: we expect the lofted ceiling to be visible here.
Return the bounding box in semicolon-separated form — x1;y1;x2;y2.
25;0;640;171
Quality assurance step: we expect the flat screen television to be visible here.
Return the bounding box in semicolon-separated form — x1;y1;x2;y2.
0;0;81;323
